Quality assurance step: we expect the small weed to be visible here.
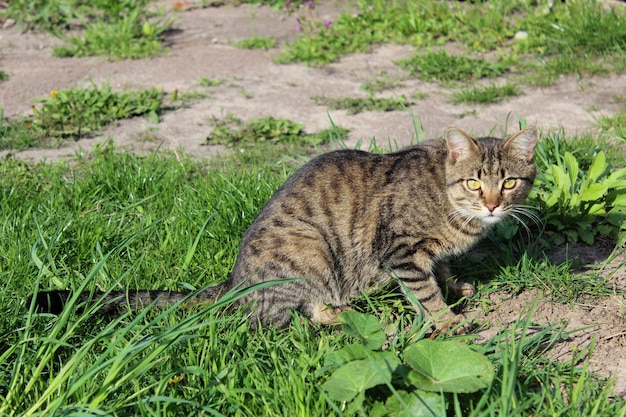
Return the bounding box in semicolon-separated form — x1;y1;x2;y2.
173;90;209;102
0;70;7;82
360;71;405;94
235;35;277;50
311;95;410;115
396;50;507;83
598;109;626;140
451;83;520;104
597;93;626;140
410;91;428;100
197;77;222;87
206;114;347;147
455;109;478;119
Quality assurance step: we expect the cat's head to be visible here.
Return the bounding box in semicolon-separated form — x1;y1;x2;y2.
444;126;537;226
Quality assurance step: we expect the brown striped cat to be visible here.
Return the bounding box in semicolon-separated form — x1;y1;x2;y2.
34;126;537;332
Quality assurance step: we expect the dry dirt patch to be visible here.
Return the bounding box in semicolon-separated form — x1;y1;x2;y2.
1;1;625;395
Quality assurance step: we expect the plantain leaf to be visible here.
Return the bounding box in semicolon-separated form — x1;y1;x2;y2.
580;182;608;202
339;311;386;350
564;152;579;188
370;389;445;417
322;352;401;402
404;340;494;393
588;151;607;182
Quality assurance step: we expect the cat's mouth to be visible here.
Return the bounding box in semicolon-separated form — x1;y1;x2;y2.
480;210;505;224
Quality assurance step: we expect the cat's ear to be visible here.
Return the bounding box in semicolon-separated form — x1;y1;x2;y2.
446;127;479;163
502;127;537;161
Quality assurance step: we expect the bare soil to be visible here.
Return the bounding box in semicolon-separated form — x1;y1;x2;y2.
1;1;625;396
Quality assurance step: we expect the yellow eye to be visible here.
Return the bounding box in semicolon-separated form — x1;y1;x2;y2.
466;179;481;191
503;178;517;189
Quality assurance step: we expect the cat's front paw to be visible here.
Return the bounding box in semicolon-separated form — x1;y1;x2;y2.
447;280;476;298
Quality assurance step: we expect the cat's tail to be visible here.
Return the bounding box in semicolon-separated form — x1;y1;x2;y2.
31;286;225;316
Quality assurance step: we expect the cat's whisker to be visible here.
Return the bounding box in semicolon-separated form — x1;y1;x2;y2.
507;211;532;238
512;206;543;228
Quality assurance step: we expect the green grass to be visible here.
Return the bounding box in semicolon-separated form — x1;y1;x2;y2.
311;95;411;115
2;0;172;60
206;113;349;147
396;50;507;83
0;83;167;150
360;71;405;94
451;83;520;104
276;0;626;89
235;35;277;50
1;134;625;415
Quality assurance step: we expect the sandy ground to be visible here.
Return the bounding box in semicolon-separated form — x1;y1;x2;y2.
1;1;625;396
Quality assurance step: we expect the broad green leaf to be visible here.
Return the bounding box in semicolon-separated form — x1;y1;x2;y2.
580;182;607;202
325;343;370;369
322;352;401;402
569;193;581;211
551;164;570;194
370;390;445;417
577;227;595;245
588;151;607;182
544;189;561;208
563;152;579;187
588;202;606;215
608;192;626;207
339;311;386;350
605;167;626;187
404;340;494;393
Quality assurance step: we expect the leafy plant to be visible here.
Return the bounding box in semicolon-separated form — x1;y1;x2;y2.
530;144;626;244
33;83;164;137
197;77;222;87
322;311;493;414
0;83;165;149
360;71;405;94
311;95;411;115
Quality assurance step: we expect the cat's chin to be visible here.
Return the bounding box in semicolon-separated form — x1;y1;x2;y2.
479;213;505;225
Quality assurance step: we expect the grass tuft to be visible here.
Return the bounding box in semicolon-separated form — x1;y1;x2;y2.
451;83;519;104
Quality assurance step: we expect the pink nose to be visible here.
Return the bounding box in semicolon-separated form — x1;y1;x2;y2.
485;203;498;212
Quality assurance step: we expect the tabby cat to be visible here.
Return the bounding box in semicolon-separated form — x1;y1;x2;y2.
34;126;537;331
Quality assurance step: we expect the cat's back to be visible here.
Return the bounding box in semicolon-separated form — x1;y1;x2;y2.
271;139;447;200
238;140;447;248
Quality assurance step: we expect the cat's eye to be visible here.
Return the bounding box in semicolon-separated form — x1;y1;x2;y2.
503;178;517;189
466;179;481;191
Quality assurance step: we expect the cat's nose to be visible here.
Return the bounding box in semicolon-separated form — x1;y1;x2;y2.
485;203;498;212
